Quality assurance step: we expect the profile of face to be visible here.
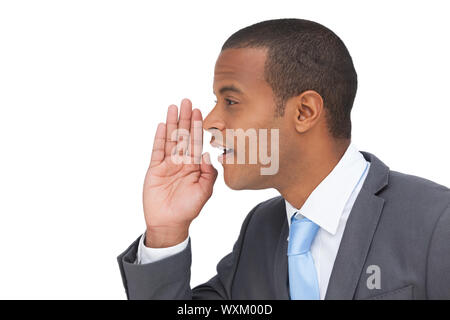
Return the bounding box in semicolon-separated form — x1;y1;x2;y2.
203;21;355;192
203;48;293;190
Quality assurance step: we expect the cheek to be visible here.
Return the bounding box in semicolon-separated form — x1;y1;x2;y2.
275;127;289;156
222;161;259;185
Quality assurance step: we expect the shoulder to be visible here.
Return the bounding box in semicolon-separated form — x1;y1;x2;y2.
241;195;286;232
384;170;450;205
389;170;449;192
248;195;285;218
378;169;450;231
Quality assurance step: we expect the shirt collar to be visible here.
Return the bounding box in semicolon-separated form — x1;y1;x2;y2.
285;143;368;235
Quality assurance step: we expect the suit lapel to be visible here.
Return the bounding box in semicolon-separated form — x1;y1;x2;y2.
325;151;389;299
324;189;385;299
273;198;290;299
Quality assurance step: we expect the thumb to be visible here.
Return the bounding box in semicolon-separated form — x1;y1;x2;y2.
198;152;218;188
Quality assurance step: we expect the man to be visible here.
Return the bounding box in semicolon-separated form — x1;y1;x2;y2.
117;18;450;299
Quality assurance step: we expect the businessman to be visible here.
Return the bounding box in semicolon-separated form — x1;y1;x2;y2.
117;18;450;299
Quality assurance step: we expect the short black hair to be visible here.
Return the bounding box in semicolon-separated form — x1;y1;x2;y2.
221;18;357;139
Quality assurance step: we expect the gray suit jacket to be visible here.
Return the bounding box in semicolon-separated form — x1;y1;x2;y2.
117;151;450;299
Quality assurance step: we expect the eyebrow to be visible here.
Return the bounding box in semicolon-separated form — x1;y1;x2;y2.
214;84;243;96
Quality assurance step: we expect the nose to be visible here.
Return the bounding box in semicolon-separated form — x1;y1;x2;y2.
203;106;226;134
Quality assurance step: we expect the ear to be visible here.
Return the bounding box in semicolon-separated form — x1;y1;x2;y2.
291;90;324;134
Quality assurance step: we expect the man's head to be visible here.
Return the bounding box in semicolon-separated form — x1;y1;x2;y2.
203;18;357;190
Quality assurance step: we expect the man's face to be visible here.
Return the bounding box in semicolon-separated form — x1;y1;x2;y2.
204;48;289;190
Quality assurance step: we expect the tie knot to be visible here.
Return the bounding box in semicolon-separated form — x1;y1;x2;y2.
288;216;319;255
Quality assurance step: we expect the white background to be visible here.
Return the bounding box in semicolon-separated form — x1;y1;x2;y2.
0;0;449;299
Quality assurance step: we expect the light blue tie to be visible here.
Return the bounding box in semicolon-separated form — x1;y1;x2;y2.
287;214;320;300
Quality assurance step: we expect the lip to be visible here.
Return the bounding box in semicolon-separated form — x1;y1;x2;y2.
217;151;234;164
210;140;234;153
210;139;234;164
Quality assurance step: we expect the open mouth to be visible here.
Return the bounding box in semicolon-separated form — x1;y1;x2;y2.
222;147;234;155
210;139;234;154
210;139;234;163
217;147;234;164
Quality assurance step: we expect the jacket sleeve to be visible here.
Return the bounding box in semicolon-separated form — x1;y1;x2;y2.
426;200;450;299
117;203;259;300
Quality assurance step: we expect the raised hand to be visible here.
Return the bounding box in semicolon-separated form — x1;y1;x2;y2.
143;99;218;248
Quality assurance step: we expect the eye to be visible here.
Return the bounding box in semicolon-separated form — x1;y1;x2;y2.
214;98;238;106
225;98;237;106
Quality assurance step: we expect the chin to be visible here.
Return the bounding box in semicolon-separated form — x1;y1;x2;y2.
223;166;265;190
224;178;247;190
223;170;246;190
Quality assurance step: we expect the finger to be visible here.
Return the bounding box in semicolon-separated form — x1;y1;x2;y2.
200;152;216;173
199;152;218;193
178;98;192;140
188;108;203;164
175;98;192;156
150;122;166;168
165;104;178;157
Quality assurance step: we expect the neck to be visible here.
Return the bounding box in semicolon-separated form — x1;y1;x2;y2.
275;138;350;209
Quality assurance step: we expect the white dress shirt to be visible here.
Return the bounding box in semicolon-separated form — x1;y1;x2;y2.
136;143;370;300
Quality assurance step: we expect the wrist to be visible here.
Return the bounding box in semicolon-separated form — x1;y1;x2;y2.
145;225;190;248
